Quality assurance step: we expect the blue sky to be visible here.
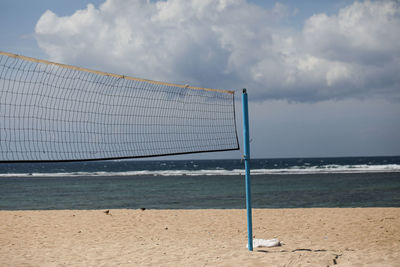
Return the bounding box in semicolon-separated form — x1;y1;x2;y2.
0;0;399;159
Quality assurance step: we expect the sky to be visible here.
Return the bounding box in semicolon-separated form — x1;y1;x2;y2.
0;0;399;159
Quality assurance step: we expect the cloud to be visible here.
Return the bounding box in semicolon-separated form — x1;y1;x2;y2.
35;0;400;102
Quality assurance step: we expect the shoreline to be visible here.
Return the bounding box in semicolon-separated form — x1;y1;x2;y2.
1;208;399;266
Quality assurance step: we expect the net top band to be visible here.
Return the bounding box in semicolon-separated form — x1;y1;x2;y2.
0;51;234;95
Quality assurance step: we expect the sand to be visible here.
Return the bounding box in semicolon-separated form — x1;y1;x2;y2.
1;208;399;266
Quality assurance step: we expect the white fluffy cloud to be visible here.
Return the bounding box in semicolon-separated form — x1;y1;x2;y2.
35;0;400;102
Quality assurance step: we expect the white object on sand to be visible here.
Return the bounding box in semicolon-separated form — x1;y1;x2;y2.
246;238;282;248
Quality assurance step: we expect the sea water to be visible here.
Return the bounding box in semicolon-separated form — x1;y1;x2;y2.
0;156;399;210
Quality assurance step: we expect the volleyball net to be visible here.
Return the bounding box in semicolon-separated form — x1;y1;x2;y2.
0;51;239;162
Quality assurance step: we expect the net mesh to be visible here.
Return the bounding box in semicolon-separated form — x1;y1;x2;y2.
0;51;239;162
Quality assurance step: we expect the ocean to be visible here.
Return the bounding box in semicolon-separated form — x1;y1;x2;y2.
0;156;399;210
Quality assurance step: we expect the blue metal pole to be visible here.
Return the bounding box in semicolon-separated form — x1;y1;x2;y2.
242;88;253;251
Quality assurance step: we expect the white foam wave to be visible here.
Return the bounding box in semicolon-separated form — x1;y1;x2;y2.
0;164;399;177
249;164;400;175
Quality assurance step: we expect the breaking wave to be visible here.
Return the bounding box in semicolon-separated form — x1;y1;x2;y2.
1;164;399;177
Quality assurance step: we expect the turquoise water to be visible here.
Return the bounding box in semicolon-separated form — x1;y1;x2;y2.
0;157;399;210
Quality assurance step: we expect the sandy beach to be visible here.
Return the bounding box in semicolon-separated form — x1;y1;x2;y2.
1;208;399;266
